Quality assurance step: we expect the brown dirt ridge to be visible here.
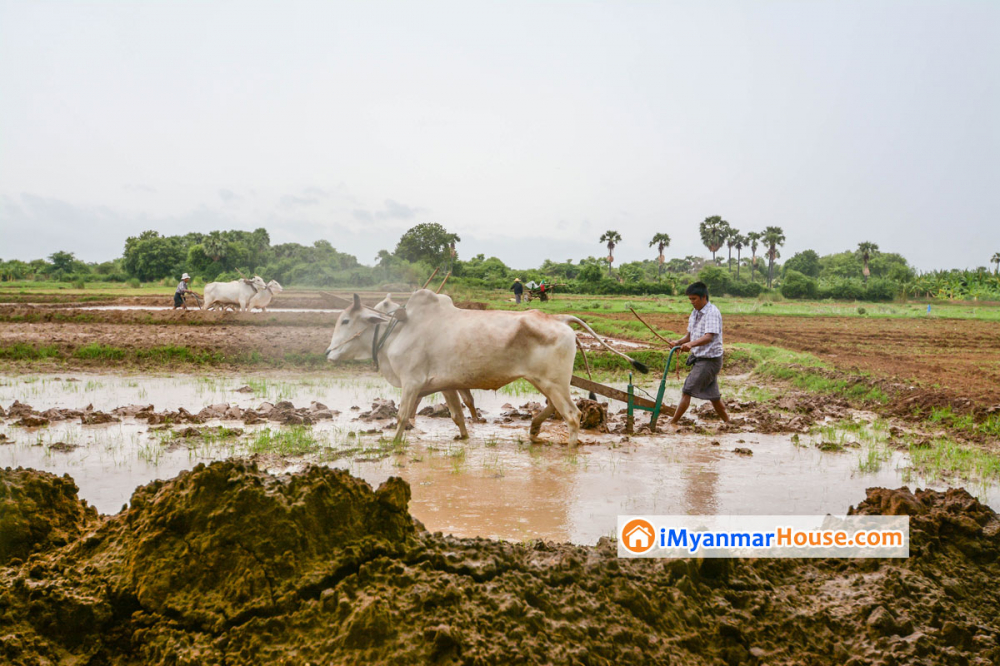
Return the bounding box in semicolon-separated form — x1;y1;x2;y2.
1;462;999;665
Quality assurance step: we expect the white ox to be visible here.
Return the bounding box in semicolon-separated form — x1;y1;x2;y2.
325;289;647;445
247;280;284;312
373;294;481;426
203;276;267;312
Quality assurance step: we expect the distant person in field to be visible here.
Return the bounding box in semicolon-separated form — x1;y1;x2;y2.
667;281;730;429
174;273;193;310
511;278;524;304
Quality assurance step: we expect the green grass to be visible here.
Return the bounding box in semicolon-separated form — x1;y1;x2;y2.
739;343;889;403
248;426;318;456
926;406;1000;439
476;292;1000;322
0;343;62;360
73;343;127;361
908;437;1000;483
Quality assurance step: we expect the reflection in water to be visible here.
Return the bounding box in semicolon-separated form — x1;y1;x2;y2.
681;447;720;515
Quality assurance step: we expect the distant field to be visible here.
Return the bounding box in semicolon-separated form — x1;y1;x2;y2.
3;281;1000;321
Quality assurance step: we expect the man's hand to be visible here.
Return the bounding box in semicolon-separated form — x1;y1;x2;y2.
680;342;694;353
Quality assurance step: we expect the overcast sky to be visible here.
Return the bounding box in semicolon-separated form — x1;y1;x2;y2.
1;1;997;271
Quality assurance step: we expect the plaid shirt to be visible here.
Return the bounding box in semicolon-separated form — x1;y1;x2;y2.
687;301;723;358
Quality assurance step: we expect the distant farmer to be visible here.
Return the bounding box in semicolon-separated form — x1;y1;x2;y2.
174;273;193;310
667;281;730;428
511;278;524;304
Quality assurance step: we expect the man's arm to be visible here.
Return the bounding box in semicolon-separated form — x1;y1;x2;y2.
680;332;714;353
669;332;692;348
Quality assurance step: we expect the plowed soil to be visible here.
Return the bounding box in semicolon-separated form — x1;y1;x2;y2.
603;312;1000;406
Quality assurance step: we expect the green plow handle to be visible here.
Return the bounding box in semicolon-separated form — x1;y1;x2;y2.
627;346;682;433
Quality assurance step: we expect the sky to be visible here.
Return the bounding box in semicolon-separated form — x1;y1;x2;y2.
1;0;997;271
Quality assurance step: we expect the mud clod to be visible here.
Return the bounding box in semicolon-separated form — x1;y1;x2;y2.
1;468;999;665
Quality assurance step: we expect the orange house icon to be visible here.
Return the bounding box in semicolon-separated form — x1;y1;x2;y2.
626;524;653;550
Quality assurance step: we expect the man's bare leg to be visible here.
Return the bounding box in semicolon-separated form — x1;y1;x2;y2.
711;399;730;423
668;394;692;430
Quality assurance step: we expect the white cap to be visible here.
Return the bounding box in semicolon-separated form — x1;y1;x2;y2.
182;273;191;280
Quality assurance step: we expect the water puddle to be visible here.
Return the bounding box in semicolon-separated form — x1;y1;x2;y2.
2;372;995;544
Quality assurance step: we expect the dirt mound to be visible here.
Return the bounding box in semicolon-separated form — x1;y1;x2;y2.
2;466;999;665
0;467;99;566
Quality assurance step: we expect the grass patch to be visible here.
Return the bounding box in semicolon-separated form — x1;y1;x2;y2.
73;343;127;361
926;406;1000;439
908;437;1000;483
248;426;318;456
0;343;62;360
136;345;222;364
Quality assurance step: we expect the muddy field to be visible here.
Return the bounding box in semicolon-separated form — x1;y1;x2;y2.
3;302;999;410
2;296;999;664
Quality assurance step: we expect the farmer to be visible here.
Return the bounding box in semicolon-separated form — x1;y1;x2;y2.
174;273;194;310
667;281;730;428
511;278;524;304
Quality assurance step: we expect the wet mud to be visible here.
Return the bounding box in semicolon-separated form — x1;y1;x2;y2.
1;461;998;665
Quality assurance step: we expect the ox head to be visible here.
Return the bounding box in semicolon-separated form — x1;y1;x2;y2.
373;293;399;314
325;293;391;362
266;280;284;293
246;275;267;290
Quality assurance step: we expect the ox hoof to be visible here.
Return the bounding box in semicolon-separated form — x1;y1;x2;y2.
453;434;469;441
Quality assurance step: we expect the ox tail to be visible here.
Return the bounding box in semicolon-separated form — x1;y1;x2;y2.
574;337;598;400
560;316;649;374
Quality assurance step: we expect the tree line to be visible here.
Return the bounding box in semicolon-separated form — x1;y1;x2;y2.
1;220;998;302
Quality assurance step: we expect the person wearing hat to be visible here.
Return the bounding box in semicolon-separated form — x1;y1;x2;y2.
511;278;524;304
174;273;193;309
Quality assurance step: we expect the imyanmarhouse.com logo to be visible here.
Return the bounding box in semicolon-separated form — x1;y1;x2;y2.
618;515;909;559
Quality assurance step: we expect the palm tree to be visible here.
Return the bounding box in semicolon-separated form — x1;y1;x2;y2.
600;230;622;277
725;226;740;273
734;234;747;279
699;216;729;263
857;242;879;283
763;226;785;289
649;233;671;281
746;231;762;282
992;252;1000;275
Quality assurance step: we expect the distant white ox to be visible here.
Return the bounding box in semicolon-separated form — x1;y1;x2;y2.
247;280;284;312
373;293;482;428
325;290;647;445
203;276;267;312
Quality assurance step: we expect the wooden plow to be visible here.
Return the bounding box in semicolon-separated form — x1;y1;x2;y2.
571;345;682;434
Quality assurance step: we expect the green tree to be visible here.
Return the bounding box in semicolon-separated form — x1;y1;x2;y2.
733;234;747;279
699;216;729;263
763;226;786;289
724;226;740;273
857;242;879;283
783;250;821;278
745;231;762;282
579;263;602;282
123;231;186;282
780;270;818;299
993;252;1000;275
619;262;645;283
649;233;671;280
600;230;622;276
394;223;461;267
48;251;78;275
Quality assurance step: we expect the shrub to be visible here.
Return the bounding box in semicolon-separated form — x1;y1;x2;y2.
72;278;86;290
127;278;141;288
726;280;764;297
697;266;730;297
780;270;819;299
